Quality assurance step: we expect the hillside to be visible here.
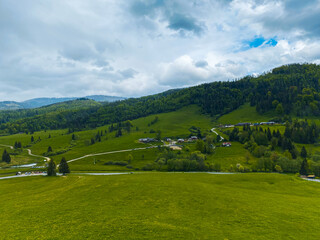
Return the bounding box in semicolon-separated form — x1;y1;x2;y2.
0;95;126;110
0;99;102;130
1;63;320;134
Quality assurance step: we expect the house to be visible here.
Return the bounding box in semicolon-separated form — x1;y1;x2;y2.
307;175;316;179
222;142;232;147
235;123;251;126
139;138;156;143
260;122;275;125
166;138;172;142
190;136;198;140
177;138;185;143
170;145;182;151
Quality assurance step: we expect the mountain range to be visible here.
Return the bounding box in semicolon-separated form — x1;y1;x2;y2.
0;95;126;110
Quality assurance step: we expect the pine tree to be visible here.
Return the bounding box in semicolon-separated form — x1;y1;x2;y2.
47;159;56;176
127;154;133;164
284;124;291;138
299;158;308;176
115;128;122;137
267;128;272;141
300;146;307;158
47;146;53;152
31;136;34;142
2;149;11;163
58;157;70;175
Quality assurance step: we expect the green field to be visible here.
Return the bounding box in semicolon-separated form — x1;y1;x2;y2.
218;103;276;124
0;173;320;239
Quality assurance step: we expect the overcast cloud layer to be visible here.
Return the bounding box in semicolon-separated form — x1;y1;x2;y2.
1;0;320;101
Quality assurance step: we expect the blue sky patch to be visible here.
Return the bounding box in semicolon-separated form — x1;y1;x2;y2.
266;38;278;46
242;36;278;50
249;37;266;48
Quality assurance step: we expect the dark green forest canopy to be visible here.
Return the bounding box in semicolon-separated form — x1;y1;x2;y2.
1;63;320;134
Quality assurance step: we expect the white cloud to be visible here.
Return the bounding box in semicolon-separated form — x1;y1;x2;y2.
1;0;320;101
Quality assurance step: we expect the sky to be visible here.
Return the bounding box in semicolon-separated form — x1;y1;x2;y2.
1;0;320;101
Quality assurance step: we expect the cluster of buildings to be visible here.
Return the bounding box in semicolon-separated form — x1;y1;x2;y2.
222;142;232;147
221;122;278;128
167;136;198;143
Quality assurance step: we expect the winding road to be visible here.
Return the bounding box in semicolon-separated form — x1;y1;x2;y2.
0;144;50;162
211;128;224;141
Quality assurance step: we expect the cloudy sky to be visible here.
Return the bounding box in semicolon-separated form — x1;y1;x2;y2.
1;0;320;101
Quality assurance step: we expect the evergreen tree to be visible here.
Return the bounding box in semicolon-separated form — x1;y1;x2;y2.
300;146;307;158
47;159;56;176
72;134;76;140
115;128;122;137
156;130;162;141
267;128;272;141
216;134;221;142
58;157;70;175
284;124;291;138
2;149;11;163
127;154;133;164
31;136;34;142
47;146;53;152
299;158;308;176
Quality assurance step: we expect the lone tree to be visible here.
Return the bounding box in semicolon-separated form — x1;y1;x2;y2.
127;154;133;164
47;146;53;153
2;149;11;163
47;159;56;176
300;146;307;158
58;157;70;175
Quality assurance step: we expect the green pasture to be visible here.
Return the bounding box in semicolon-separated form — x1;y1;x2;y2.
0;173;320;239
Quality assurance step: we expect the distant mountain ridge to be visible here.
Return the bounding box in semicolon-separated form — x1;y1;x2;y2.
0;95;126;110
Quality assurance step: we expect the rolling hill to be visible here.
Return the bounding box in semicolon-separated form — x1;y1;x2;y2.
0;95;126;110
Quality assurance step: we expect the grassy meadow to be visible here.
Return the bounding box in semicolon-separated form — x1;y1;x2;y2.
217;103;276;124
0;173;320;239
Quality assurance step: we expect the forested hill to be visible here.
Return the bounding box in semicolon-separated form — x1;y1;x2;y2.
0;95;126;110
1;63;320;134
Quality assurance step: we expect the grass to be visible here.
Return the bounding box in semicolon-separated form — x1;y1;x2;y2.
207;142;251;169
218;103;276;124
69;148;160;172
0;173;320;239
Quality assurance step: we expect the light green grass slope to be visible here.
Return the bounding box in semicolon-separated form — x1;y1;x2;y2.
218;103;276;124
